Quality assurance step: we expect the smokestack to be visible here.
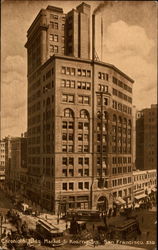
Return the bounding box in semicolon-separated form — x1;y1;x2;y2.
101;16;103;61
92;14;95;61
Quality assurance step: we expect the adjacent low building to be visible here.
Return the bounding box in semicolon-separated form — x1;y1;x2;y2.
133;169;157;202
5;135;27;198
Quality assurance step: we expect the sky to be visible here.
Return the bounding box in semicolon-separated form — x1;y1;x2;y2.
1;0;157;138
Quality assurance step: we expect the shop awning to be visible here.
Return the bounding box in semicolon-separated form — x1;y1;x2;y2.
134;194;147;200
114;197;126;205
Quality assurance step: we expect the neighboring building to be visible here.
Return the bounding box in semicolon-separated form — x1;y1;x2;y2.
0;139;6;170
5;135;27;197
132;105;136;170
25;3;134;213
136;104;157;170
133;169;157;201
0;139;6;185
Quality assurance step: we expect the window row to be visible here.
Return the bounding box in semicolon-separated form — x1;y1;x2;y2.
98;72;109;81
62;157;89;166
112;177;132;187
112;157;132;164
63;109;89;119
62;182;89;190
50;45;59;54
62;121;89;130
61;66;91;77
112;166;132;174
62;94;90;104
98;84;108;92
97;169;108;177
97;96;108;106
49;34;59;42
112;100;132;115
113;88;132;103
50;22;64;30
112;77;132;93
112;146;131;154
61;145;90;153
62;168;89;177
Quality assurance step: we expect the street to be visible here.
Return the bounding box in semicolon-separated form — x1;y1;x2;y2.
0;188;157;250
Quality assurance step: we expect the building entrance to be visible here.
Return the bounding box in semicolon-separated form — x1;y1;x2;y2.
97;196;108;212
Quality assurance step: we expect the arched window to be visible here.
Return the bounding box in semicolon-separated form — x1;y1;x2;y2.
80;109;89;119
113;114;117;122
64;108;74;118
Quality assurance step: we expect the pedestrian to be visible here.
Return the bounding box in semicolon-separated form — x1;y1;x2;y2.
66;222;68;230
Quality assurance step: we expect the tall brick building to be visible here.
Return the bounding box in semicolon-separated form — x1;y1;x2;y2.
136;104;157;170
25;2;134;213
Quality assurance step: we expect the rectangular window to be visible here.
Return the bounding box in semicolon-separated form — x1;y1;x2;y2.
69;169;74;177
62;157;67;165
62;183;67;190
82;70;86;76
61;67;66;74
78;69;82;76
68;122;74;129
78;122;83;129
87;70;91;77
85;158;89;165
78;182;83;189
62;94;74;103
69;157;74;165
69;182;74;190
50;14;58;19
62;133;67;140
84;169;89;176
78;169;83;176
104;98;108;105
84;182;89;189
62;169;67;177
78;158;83;165
68;134;73;141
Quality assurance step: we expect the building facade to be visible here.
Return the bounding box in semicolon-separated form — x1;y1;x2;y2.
133;169;157;201
136;104;157;170
5;135;27;197
0;140;6;184
25;3;134;213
